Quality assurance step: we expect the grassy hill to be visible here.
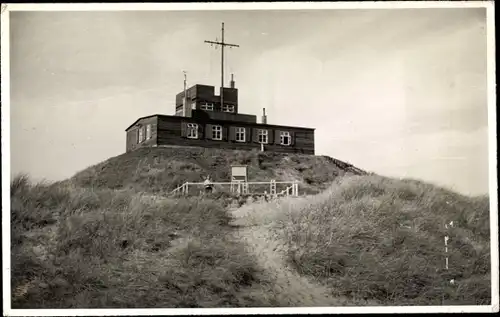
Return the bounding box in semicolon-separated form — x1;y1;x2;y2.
238;174;491;306
69;147;367;195
10;147;491;308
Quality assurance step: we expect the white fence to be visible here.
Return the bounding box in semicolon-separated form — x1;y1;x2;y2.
170;180;299;197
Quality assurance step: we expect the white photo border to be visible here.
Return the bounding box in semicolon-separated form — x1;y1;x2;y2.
2;1;497;315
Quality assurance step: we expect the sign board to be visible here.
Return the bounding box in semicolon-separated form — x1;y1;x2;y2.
231;165;248;182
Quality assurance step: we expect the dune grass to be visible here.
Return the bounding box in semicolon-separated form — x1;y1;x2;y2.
10;174;278;308
272;174;491;305
69;147;366;196
10;164;491;307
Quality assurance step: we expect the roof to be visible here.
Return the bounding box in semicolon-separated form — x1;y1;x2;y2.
125;114;162;131
125;114;316;132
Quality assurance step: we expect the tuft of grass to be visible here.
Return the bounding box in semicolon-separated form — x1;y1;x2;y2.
10;174;276;308
276;174;491;305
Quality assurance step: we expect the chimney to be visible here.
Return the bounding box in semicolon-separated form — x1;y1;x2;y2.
262;108;267;124
230;74;235;88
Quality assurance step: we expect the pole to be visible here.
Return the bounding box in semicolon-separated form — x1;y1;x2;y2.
221;22;224;109
183;71;187;116
204;22;239;111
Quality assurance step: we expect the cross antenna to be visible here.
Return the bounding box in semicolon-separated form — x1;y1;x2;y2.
204;22;239;109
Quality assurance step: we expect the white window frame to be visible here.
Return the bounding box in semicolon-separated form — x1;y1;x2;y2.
235;127;246;142
146;124;152;140
280;131;291;146
138;126;144;143
201;103;214;111
222;104;235;113
191;102;196;110
187;123;198;139
212;125;223;140
258;129;268;144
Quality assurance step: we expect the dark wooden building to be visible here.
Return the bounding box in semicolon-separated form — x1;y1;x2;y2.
125;76;315;154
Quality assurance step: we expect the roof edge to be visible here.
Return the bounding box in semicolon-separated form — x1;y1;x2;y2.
126;114;316;131
125;114;160;131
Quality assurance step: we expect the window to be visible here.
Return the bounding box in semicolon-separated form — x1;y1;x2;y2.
235;127;245;142
258;129;268;144
138;126;145;143
175;108;183;116
146;124;152;140
201;103;214;111
187;123;198;139
191;103;196;110
222;104;235;113
212;125;222;140
280;131;291;146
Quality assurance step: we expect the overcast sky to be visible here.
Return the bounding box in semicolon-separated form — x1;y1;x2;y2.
8;7;490;196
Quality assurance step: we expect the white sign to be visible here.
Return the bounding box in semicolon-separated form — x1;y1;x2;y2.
231;165;247;178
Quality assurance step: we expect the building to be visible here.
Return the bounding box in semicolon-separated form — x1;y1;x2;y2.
125;75;315;155
125;23;315;155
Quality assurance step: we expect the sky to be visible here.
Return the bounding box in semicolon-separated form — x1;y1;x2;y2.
8;7;491;196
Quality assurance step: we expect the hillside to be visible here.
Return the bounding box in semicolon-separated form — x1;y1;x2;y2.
10;147;491;308
70;147;367;195
233;174;491;306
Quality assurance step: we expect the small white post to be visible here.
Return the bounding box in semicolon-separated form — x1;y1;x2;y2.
444;230;449;270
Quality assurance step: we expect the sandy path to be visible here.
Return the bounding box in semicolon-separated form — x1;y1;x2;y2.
229;202;351;307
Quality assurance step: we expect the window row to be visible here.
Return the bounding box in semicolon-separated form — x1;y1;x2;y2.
199;103;235;113
184;123;292;146
176;103;236;114
137;124;152;143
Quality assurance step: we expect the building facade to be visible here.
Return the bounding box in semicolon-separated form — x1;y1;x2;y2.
125;78;315;154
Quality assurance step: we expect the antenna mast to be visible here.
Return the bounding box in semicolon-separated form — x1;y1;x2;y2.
204;22;239;109
183;70;187;116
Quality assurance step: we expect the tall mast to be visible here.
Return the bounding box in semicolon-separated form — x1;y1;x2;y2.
221;23;224;101
204;22;239;109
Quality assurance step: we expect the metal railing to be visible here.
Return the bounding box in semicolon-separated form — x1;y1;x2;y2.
170;180;299;197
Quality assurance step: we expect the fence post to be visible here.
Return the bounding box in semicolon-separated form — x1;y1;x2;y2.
270;179;276;196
